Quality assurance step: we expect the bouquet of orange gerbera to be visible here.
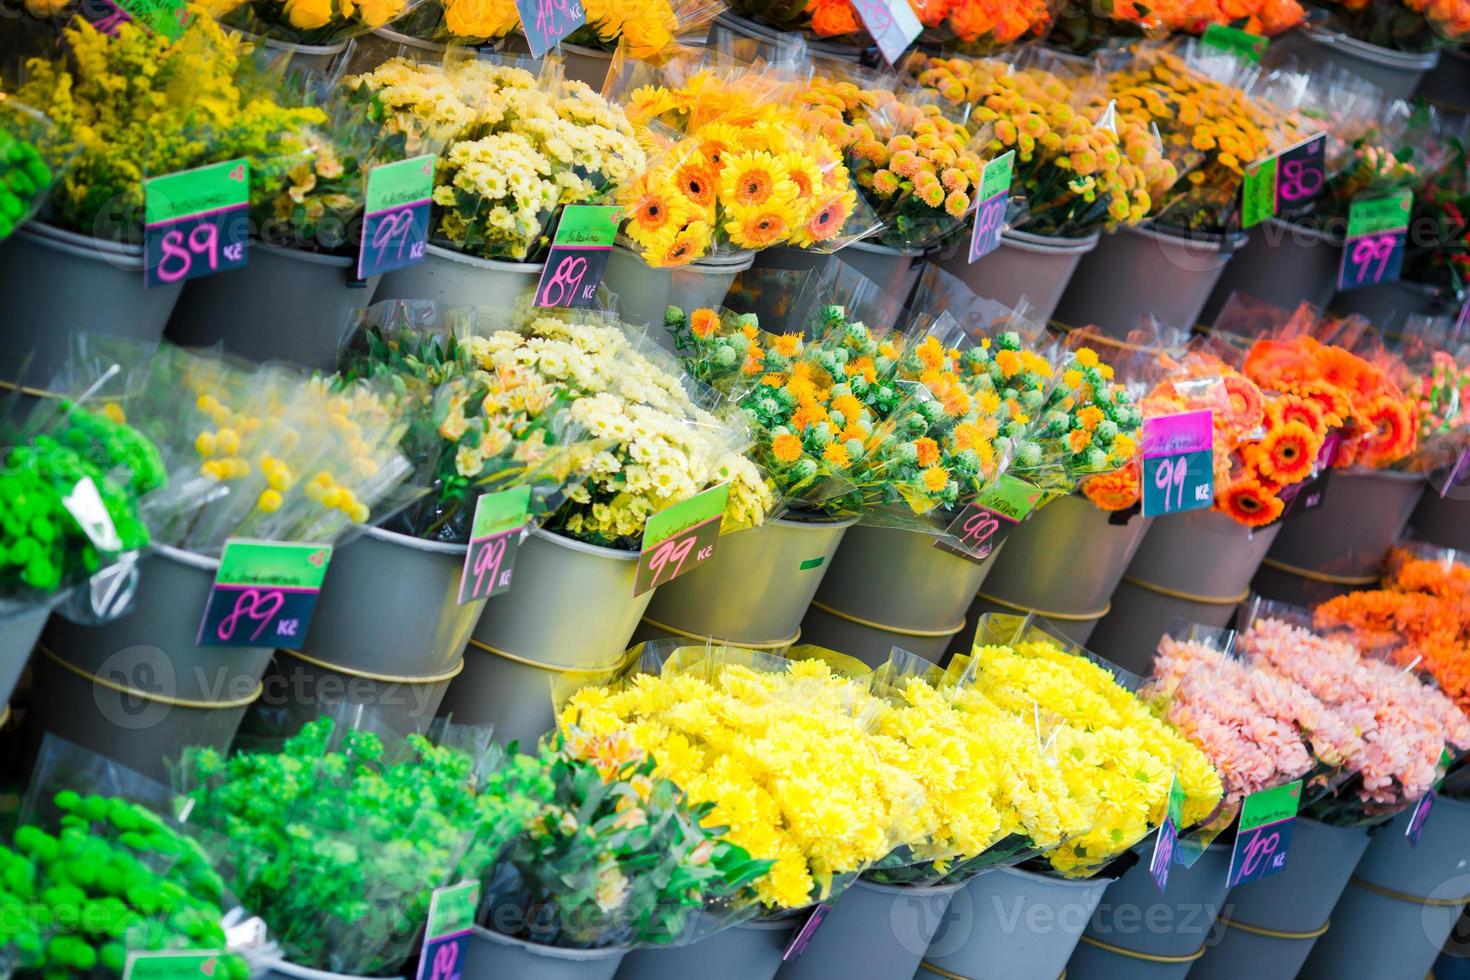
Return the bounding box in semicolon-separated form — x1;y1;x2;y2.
611;53;875;266
1047;0;1304;54
910;0;1052;52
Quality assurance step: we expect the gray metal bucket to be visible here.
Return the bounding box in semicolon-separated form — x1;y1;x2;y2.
969;495;1152;645
614;918;795;980
774;879;963;980
21;640;259;783
1272;28;1440;99
42;546;275;704
260;958;403;980
165;243;382;371
1087;511;1282;674
230;30;350;71
1409;489;1470;551
496;36;613;89
1329;277;1457;332
1052;224;1246;335
751;243;928;325
1261;468;1425;585
637;516;855;646
604;245;754;339
0;223;182;393
1418;46;1470;112
1188;818;1371;980
437;638;576;747
302;527;487;678
931;228;1100;325
1201;218;1343;326
1067;843;1234;980
798;603;959;667
374;244;543;308
254;649;460;737
462;927;625;980
0;600;52;708
1300;797;1470;980
921;866;1113;980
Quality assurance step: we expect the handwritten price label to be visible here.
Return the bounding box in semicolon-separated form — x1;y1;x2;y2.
359;154;435;280
534;205;620;309
1227;780;1301;887
781;903;832;962
1338;190;1412;292
1240;133;1326;230
634;483;729;597
934;472;1044;564
1140;409;1214;517
967;151;1015;263
417;881;480;980
197;539;332;649
515;0;586;57
143;159;249;288
1150;775;1187;893
458;486;532;605
1201;23;1268;62
82;0;189;38
1406;791;1435;847
849;0;921;64
123;950;233;979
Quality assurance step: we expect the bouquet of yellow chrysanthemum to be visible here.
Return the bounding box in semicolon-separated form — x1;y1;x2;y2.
794;67;995;250
958;614;1224;877
912;53;1178;238
610;52;876;266
558;642;932;910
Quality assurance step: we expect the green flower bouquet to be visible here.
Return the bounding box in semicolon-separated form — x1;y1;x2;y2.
0;97;61;243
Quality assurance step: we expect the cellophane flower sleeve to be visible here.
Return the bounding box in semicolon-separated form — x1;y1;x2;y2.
0;96;71;244
218;0;436;48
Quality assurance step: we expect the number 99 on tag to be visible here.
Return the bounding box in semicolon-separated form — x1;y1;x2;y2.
1141;449;1213;517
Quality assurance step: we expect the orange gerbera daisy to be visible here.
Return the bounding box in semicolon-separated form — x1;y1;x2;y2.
1217;476;1284;528
626;186;681;239
1257;421;1318;485
771;433;803;463
1283;380;1350;428
805;195;851;243
726;211;789;249
1268;395;1326;438
914;436;940;467
1222;374;1266;434
1356;395;1416;468
674;159;717;209
689;308;721;339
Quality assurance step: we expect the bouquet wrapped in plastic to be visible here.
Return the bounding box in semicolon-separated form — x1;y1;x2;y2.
347;56;644;263
1046;0;1304;55
956;614;1224;877
215;0;433;47
0;95;64;243
911;53;1177;238
558;641;930;912
910;0;1052;53
15;14;327;244
611;50;878;266
1312;0;1470;51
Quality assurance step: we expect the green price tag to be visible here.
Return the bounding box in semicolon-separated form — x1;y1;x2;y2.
197;539;332;649
535;204;622;309
1346;189;1413;238
634;483;729;596
87;0;189;38
968;151;1016;263
358;154;436;279
1339;189;1413;291
425;880;481;939
1227;779;1302;886
143;159;250;287
123;950;234;980
458;486;533;604
1201;24;1268;62
1240;156;1278;231
935;473;1046;563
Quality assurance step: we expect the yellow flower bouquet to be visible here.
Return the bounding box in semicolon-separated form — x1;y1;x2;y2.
348;57;644;261
611;54;875;266
215;0;427;46
911;54;1177;238
958;614;1224;877
558;644;932;910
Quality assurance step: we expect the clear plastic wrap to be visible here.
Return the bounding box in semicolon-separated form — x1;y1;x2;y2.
0;95;69;244
218;0;437;47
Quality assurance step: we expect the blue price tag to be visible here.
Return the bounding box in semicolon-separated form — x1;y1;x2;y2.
1140;410;1215;518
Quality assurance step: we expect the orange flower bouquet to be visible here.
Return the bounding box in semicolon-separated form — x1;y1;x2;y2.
1312;0;1470;51
1047;0;1304;54
910;0;1052;53
724;0;870;42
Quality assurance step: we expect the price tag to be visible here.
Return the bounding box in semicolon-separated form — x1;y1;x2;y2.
144;159;249;288
62;476;124;553
1282;430;1339;517
1337;190;1413;292
359;154;435;280
1150;775;1186;893
1240;133;1326;229
515;0;586;57
967;151;1016;263
123;950;233;979
634;483;729;597
1140;410;1214;517
534;205;620;309
934;473;1044;563
1441;448;1470;500
418;880;480;980
849;0;922;64
82;0;189;38
1227;780;1301;887
1201;23;1268;62
458;486;532;605
197;539;332;649
1406;791;1435;847
781;903;831;961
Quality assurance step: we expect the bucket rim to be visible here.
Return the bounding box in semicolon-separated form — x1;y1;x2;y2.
424;243;546;274
18;222;145;267
855;877;968;897
155;543;221;572
253;240;356;268
1336;466;1427;485
996;865;1116;889
528;525;640;561
365;524;471;555
228;27;352;54
470;926;628;961
561;41;614;59
262;956;405;980
611;241;756;273
370;25;450;50
846;239;928;258
1001;227;1103;253
1305;27;1441;69
1127;222;1249;252
770;513;861;530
